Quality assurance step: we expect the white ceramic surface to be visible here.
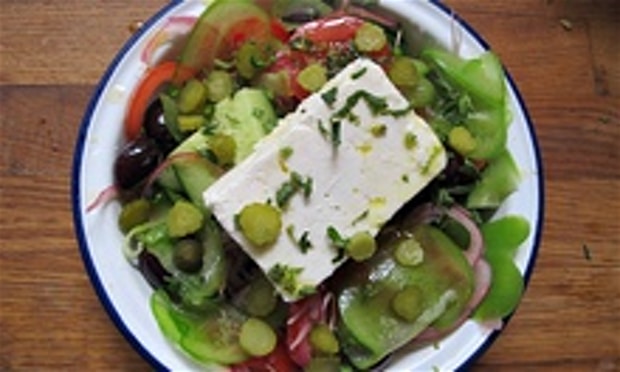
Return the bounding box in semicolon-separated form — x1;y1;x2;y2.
72;1;544;370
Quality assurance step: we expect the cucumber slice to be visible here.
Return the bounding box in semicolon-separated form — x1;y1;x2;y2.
161;88;275;206
150;290;249;366
169;130;222;206
178;0;272;72
337;225;474;369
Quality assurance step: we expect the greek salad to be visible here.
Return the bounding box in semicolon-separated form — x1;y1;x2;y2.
91;0;531;370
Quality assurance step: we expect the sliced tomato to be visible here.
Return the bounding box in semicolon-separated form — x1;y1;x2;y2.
178;1;286;72
124;62;195;140
292;15;364;44
270;18;290;43
231;341;296;372
266;50;311;100
223;17;274;51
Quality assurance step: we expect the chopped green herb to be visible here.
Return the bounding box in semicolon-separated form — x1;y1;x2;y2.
401;174;410;183
198;148;219;164
321;87;338;107
290;37;313;52
332;248;346;263
429;71;474;125
333;90;412;121
404;132;417;149
421;146;443;174
317;120;329;137
327;226;349;249
351;67;368;80
434;187;456;207
201;118;218;135
279;146;293;158
278;146;294;172
286;225;313;254
275;171;313;208
370;124;387;137
298;231;312;253
331;120;342;147
335;90;387;118
267;264;314;297
351;210;369;226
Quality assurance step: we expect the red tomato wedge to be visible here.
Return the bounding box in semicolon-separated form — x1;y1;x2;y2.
291;15;364;44
124;62;194;140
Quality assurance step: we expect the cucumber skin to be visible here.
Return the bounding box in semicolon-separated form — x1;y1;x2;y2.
150;290;249;366
158;88;276;206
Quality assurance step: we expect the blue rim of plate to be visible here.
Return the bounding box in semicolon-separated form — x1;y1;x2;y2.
71;1;544;371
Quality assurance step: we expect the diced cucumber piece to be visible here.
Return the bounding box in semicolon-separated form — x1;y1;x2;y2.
213;88;277;163
161;88;275;205
169;130;222;207
467;150;520;209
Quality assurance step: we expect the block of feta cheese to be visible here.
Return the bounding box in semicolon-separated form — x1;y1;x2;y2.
204;58;447;302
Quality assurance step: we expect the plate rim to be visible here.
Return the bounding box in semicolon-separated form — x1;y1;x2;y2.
71;1;545;371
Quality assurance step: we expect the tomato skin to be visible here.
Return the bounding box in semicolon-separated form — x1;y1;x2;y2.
269;15;392;100
270;18;290;43
266;50;310;100
124;62;195;141
292;15;364;44
223;17;273;51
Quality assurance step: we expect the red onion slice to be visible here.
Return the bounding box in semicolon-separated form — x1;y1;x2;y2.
86;184;118;213
445;204;485;265
286;291;334;367
141;16;197;66
402;203;484;265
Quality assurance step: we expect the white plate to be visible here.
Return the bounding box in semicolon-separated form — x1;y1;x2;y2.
72;0;544;370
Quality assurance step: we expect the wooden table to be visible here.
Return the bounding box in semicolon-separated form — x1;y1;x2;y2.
1;1;618;370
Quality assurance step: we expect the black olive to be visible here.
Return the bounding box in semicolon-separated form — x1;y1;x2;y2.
281;6;320;23
439;151;480;186
114;136;162;190
144;100;177;154
173;239;204;273
138;250;171;290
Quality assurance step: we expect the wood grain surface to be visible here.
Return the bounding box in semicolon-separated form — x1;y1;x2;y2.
1;1;618;371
